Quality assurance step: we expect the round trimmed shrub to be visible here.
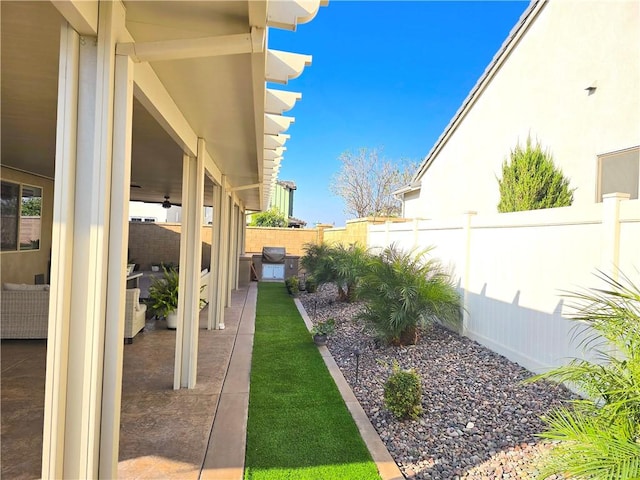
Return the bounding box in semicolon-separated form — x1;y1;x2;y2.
383;365;423;420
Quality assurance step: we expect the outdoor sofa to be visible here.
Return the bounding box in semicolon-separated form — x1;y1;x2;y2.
1;283;146;343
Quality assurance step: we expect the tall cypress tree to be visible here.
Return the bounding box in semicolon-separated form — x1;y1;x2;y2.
497;137;574;212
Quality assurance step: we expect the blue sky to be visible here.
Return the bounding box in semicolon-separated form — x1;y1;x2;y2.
268;0;529;227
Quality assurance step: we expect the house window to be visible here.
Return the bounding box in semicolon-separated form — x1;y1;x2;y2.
597;146;639;201
0;181;42;252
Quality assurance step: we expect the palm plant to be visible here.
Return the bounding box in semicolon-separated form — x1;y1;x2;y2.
148;266;179;318
527;270;640;479
301;242;370;302
330;242;370;302
301;242;335;285
356;244;461;345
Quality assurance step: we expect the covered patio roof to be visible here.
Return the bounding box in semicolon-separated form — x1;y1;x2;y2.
1;0;325;210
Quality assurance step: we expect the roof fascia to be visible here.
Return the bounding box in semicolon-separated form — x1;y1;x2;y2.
412;0;546;183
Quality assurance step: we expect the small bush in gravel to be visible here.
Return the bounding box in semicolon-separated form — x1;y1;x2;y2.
384;363;423;420
285;276;299;295
305;275;317;293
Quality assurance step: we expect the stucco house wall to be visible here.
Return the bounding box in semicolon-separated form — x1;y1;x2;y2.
405;0;639;219
1;167;54;284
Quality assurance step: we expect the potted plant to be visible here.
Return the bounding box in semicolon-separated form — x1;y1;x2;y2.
310;318;335;346
148;266;179;329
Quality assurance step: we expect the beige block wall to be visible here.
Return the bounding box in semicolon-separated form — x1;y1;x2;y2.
127;218;412;274
245;227;321;256
0;167;54;284
127;222;213;270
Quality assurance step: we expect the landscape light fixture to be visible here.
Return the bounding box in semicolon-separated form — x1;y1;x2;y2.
162;195;171;209
354;348;362;384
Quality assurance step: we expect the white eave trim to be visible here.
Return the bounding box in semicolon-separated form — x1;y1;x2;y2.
266;49;312;84
267;0;327;31
393;182;421;197
264;134;290;149
264;148;285;160
265;89;302;114
264;113;295;135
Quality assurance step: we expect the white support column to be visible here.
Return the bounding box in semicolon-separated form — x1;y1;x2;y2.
207;183;220;330
215;180;230;327
43;23;79;480
602;192;631;280
240;207;247;255
43;2;127;477
226;194;235;306
234;205;242;290
100;51;134;478
460;211;477;337
208;183;222;329
174;143;205;389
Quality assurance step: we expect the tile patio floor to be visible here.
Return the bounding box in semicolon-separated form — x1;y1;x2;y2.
1;284;255;480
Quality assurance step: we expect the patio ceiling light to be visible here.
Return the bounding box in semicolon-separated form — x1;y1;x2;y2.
162;196;172;209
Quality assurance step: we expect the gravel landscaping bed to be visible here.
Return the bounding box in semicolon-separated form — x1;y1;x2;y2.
299;284;578;480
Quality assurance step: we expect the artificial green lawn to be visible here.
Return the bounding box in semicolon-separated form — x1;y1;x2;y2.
244;282;381;480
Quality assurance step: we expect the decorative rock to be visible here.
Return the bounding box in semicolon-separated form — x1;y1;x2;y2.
300;285;577;479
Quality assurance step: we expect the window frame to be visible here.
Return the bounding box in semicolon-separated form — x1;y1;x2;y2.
596;146;640;202
0;180;43;253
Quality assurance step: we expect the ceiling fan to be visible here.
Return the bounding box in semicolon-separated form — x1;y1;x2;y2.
162;195;172;209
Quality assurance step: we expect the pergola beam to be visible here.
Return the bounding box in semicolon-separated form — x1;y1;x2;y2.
230;183;260;192
117;28;265;63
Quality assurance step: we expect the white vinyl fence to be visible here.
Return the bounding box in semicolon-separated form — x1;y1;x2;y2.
368;194;640;374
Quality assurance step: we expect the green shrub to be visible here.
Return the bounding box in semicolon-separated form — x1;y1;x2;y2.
497;136;574;212
527;271;640;479
249;207;288;227
305;275;317;293
356;244;461;345
384;363;423;420
285;276;299;294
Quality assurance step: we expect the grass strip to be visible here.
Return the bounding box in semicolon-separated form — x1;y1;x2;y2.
244;282;380;480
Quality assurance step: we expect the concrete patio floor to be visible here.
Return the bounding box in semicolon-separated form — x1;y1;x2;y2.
1;284;256;480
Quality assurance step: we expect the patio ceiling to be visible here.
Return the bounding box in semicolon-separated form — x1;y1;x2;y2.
1;0;323;210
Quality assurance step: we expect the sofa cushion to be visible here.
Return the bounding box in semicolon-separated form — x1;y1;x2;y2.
3;283;50;291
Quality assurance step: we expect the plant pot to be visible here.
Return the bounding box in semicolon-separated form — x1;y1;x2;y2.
313;333;327;346
166;311;178;329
